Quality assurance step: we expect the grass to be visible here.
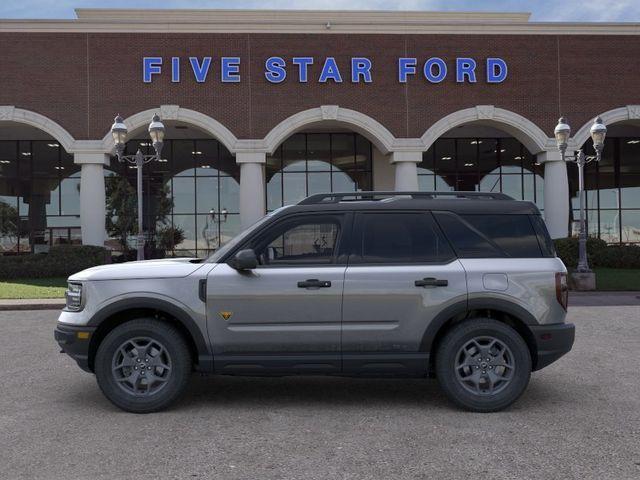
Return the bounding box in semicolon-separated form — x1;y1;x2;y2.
0;268;638;299
0;277;67;299
593;268;640;291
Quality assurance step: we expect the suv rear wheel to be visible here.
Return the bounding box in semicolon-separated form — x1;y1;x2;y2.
95;318;192;413
435;318;531;412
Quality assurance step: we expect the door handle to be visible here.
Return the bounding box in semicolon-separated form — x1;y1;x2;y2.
415;277;448;287
297;279;332;289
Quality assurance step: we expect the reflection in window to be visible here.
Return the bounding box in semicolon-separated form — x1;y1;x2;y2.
418;138;544;210
108;139;240;256
419;138;543;209
266;133;372;211
569;137;640;244
0;140;80;254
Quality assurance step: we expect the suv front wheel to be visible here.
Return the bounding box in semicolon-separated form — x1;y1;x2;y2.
435;318;531;412
95;318;192;413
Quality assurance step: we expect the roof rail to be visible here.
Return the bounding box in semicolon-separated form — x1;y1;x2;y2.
298;191;513;205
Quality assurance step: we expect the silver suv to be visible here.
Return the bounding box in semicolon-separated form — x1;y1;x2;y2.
55;191;574;413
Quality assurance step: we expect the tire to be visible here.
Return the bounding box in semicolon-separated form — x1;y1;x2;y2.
435;318;531;412
94;318;192;413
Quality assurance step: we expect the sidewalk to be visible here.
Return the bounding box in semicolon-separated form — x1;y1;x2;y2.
1;292;639;311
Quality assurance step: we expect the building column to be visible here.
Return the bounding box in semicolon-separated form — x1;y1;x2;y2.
75;152;110;247
391;151;422;191
538;151;569;239
237;152;266;230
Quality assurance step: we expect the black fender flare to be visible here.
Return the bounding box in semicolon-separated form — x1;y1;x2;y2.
87;297;213;372
420;297;539;353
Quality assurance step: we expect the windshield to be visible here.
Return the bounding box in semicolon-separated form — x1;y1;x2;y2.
206;207;290;263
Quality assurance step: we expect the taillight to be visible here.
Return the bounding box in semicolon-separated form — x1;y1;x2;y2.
555;272;568;310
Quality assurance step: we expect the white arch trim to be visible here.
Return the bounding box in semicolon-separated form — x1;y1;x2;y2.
421;105;552;154
100;105;239;154
571;105;640;148
0;106;76;152
263;106;396;155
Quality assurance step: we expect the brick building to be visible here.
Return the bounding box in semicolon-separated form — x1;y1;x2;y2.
1;9;639;255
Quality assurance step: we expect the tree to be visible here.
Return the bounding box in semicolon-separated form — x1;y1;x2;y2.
105;175;181;255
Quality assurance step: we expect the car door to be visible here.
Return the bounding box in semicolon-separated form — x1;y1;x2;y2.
341;211;468;375
206;212;350;374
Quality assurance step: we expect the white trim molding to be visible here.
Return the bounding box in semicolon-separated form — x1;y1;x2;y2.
421;106;553;154
0;106;76;153
571;105;640;149
100;105;239;154
263;106;396;155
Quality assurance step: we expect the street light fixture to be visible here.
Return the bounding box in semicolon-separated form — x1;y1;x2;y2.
554;116;607;274
110;113;166;261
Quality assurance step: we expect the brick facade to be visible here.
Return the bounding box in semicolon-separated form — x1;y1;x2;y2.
1;31;638;141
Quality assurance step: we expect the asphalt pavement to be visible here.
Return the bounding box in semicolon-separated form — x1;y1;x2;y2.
0;307;638;480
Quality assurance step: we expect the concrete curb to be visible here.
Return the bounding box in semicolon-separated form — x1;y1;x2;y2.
0;299;65;311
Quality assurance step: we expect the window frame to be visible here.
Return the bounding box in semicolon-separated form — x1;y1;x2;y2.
348;211;457;266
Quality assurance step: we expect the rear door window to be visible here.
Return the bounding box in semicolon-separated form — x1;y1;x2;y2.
352;212;455;264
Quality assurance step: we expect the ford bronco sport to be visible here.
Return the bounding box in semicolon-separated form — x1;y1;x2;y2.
55;191;574;413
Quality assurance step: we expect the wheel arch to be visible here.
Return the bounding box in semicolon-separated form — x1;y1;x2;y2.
422;298;539;373
86;298;213;373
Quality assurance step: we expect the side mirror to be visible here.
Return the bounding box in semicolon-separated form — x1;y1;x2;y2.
229;249;258;271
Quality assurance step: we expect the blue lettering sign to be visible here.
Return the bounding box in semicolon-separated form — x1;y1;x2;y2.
487;58;508;83
143;57;162;83
221;57;240;83
189;57;212;83
398;58;417;83
319;57;342;83
456;58;477;83
171;57;180;83
265;56;287;83
351;57;372;83
424;57;447;83
292;57;314;82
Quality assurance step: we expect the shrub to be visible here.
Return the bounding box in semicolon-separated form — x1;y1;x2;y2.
553;237;607;268
0;245;109;280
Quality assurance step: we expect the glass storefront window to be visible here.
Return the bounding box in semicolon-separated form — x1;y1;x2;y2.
570;137;640;244
420;138;543;203
266;133;372;211
107;138;240;257
0;140;81;254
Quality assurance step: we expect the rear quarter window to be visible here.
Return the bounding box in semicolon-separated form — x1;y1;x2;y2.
434;212;548;258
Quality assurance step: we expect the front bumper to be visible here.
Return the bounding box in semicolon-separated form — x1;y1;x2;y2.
54;323;97;373
530;322;575;371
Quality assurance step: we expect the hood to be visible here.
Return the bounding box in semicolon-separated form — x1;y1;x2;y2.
68;258;207;281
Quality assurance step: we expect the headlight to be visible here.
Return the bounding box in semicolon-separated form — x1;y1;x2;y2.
65;282;83;311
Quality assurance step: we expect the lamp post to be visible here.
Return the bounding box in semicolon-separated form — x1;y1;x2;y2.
110;113;166;261
554;116;607;274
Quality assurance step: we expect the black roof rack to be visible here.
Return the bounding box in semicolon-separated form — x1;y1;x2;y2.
298;191;512;205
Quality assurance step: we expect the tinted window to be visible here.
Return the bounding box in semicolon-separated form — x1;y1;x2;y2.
461;215;542;257
355;213;454;264
530;215;556;257
255;217;340;265
435;212;545;258
434;212;502;258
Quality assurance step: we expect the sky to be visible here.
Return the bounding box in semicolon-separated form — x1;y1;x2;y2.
1;0;639;22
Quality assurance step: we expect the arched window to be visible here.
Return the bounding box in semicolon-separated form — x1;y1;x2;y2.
266;133;373;211
107;138;239;257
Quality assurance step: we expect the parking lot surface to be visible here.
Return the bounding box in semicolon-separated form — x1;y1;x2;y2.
0;307;639;480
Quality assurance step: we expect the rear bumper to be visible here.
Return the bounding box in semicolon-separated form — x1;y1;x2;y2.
54;323;96;373
530;322;575;371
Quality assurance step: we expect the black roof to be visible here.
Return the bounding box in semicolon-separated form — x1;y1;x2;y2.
276;191;541;216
